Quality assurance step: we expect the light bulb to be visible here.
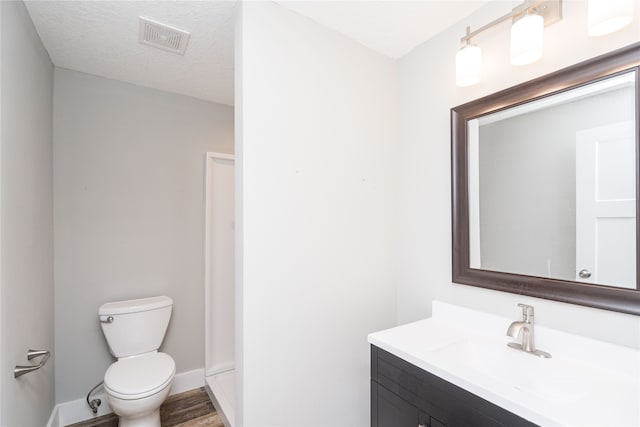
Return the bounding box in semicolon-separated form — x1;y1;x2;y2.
456;43;482;87
510;12;544;66
588;0;635;36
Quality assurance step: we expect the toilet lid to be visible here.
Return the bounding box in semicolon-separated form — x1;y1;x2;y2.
104;352;175;398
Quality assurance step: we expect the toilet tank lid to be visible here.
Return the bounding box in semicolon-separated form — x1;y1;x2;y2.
99;296;173;316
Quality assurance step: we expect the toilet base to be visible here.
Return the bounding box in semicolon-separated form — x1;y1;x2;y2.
118;408;160;427
106;380;172;427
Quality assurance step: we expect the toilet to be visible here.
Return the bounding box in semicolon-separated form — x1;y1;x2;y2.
99;296;176;427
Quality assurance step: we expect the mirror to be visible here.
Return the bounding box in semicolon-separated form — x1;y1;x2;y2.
470;72;636;288
451;43;640;315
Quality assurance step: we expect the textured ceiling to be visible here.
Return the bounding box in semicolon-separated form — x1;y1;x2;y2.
25;0;236;106
24;1;491;107
276;0;490;59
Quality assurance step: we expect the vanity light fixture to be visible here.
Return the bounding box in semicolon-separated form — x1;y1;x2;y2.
456;0;562;87
510;10;544;66
588;0;635;37
456;27;482;87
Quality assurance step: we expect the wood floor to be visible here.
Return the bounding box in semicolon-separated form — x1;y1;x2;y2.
66;387;225;427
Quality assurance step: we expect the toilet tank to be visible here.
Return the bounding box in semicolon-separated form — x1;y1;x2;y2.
99;296;173;358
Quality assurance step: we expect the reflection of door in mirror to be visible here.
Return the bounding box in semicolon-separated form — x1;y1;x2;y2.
576;121;636;288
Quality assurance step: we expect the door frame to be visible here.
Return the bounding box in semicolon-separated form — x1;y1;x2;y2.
204;152;235;377
0;2;4;420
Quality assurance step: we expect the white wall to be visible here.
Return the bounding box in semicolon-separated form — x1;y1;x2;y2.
236;2;397;425
396;1;640;347
0;1;55;425
53;68;234;403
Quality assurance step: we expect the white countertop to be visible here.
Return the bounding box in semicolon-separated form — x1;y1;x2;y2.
368;301;640;427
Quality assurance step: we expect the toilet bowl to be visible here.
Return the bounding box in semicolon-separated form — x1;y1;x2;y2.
99;296;176;427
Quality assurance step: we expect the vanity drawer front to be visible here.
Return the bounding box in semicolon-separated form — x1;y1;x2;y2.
371;345;537;427
372;382;440;427
373;381;420;427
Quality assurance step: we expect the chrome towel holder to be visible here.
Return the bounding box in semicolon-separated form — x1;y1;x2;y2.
14;349;50;378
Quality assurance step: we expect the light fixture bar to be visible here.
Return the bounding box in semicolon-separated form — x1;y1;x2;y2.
460;0;562;44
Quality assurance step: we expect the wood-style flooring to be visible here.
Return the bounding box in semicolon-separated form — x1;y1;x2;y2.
66;387;225;427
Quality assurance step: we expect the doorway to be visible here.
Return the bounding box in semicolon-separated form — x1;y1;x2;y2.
204;152;235;427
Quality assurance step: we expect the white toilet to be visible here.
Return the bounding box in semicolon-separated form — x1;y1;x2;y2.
99;296;176;427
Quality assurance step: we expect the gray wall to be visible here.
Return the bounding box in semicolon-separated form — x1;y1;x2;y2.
53;68;234;402
1;1;55;425
478;87;635;281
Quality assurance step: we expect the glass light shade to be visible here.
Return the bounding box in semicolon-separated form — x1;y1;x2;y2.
510;13;544;66
456;44;482;87
588;0;635;36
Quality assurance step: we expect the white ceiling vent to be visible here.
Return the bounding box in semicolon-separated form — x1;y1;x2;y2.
138;17;190;55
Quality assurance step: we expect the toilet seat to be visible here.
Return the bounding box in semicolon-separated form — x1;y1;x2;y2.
104;352;175;400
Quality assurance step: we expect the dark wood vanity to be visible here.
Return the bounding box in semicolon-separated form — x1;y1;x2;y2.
370;345;537;427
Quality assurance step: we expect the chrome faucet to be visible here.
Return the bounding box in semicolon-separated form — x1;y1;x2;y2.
506;304;551;358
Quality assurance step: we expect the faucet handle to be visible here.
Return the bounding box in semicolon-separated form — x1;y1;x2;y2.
517;303;535;320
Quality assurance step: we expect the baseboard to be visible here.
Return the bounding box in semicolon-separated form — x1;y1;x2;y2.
48;368;205;427
51;391;112;427
170;368;205;395
45;405;60;427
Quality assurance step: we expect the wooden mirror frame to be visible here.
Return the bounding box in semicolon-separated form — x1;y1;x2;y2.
451;43;640;316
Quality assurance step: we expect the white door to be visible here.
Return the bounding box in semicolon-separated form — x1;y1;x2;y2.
205;153;235;375
576;121;636;288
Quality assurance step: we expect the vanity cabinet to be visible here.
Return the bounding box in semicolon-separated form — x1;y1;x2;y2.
371;345;537;427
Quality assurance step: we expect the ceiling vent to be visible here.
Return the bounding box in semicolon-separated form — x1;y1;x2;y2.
138;17;190;55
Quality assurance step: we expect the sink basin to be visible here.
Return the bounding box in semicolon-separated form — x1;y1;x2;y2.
431;338;594;404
